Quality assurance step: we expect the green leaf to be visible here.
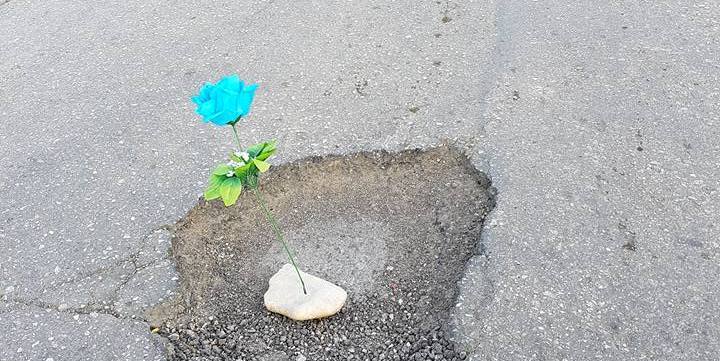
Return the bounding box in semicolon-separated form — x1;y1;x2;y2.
257;149;276;161
220;177;242;206
203;175;224;200
212;164;233;176
256;140;277;161
253;159;271;173
246;140;273;157
232;167;247;181
246;142;265;158
232;164;252;186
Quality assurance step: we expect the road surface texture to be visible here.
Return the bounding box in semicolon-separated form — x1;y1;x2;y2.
1;0;718;360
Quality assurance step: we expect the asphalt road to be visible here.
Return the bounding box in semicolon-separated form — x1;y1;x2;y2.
1;0;719;360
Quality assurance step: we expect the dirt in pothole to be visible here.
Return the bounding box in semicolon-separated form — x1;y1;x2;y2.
153;146;495;361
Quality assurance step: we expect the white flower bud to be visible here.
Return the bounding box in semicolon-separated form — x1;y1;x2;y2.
235;151;250;162
227;160;245;168
225;171;235;177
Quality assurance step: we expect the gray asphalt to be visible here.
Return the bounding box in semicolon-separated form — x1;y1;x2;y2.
1;0;718;360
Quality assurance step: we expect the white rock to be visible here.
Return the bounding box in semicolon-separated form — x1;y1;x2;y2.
264;264;347;321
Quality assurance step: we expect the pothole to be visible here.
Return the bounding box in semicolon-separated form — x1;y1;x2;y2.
155;146;495;361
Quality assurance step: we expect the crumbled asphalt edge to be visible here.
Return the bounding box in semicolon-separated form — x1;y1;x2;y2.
154;146;496;361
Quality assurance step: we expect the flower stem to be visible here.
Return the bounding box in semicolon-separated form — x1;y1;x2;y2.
251;187;308;295
230;122;242;150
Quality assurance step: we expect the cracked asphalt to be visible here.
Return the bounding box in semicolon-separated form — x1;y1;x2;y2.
1;0;719;360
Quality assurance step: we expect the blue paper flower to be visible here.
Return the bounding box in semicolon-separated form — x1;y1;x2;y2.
191;75;258;126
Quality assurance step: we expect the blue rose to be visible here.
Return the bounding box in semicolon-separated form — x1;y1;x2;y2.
192;75;258;126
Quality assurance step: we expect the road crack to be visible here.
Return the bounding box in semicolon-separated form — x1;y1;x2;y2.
4;298;129;320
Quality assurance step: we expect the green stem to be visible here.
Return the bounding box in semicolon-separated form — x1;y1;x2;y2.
251;187;308;295
230;122;242;150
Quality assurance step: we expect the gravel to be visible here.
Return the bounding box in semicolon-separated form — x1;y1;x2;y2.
162;295;468;361
155;146;494;360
